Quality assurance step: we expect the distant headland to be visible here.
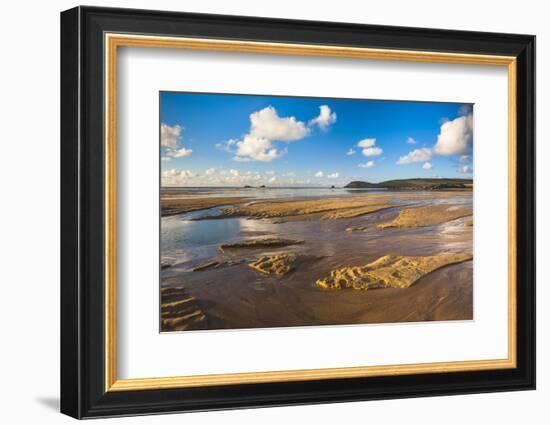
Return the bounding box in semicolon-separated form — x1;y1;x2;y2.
344;178;473;190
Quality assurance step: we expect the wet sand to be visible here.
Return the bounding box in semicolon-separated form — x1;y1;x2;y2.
378;204;473;228
161;189;473;331
219;197;395;219
161;196;251;217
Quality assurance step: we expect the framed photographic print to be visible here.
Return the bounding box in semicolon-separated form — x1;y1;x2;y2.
60;6;535;419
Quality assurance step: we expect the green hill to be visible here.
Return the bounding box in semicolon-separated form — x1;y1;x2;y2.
344;178;473;190
344;181;378;188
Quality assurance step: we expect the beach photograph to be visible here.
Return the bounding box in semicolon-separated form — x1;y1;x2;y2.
159;92;474;332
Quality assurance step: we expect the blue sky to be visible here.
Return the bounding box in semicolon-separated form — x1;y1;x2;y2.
160;91;473;187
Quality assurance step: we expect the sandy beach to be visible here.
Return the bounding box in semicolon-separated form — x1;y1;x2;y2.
160;188;473;332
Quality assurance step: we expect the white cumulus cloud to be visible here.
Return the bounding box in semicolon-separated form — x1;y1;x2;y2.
407;137;417;145
165;147;193;158
359;161;374;169
346;148;356;156
161;123;183;148
309;105;337;130
357;138;383;156
357;138;376;148
397;147;433;164
397;114;472;166
434;114;473;156
161;123;193;158
230;106;309;162
250;106;310;141
233;134;286;162
362;147;383;156
161;169;194;186
161;167;326;188
314;171;324;177
327;172;339;179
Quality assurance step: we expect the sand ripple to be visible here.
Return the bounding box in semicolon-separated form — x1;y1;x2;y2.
378;204;473;228
161;196;250;216
321;204;393;219
221;198;394;219
316;253;473;290
161;287;208;331
249;254;297;275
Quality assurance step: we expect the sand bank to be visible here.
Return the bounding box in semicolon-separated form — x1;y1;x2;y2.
249;254;297;275
219;238;303;253
220;198;395;220
161;196;250;217
160;287;208;331
316;253;472;290
378;204;473;228
321;203;393;219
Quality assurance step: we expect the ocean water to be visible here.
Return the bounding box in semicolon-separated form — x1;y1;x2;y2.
161;186;388;199
161;187;387;259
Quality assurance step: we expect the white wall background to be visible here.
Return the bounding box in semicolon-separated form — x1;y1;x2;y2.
0;0;545;423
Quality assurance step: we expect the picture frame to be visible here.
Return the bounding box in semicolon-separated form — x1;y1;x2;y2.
60;5;535;419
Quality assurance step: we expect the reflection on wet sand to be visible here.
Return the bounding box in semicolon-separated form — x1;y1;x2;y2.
160;189;473;331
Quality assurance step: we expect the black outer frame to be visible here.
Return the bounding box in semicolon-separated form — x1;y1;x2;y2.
60;5;535;419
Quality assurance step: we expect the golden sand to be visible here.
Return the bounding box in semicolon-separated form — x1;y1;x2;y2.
378;204;473;228
321;203;393;219
249;254;297;275
160;287;208;331
221;198;394;219
316;253;473;290
161;192;474;329
219;238;303;253
161;196;250;216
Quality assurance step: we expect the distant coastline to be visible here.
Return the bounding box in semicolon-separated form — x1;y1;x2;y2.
161;177;473;191
344;178;473;191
